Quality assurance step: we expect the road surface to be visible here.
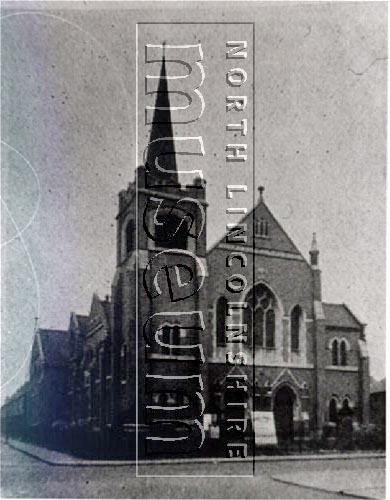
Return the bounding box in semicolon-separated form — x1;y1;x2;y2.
0;442;385;499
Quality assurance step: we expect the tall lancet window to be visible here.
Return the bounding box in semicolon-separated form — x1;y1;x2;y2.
256;218;269;238
331;339;339;366
245;284;277;349
340;340;347;366
216;297;227;347
290;305;302;352
125;220;135;255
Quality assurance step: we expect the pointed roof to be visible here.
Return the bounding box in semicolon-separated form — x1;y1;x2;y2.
323;303;362;330
208;187;306;261
252;197;302;255
370;377;385;394
146;54;178;186
37;328;69;367
89;293;111;331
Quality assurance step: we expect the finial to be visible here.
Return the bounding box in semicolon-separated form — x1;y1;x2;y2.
258;186;265;201
310;232;319;267
311;232;318;252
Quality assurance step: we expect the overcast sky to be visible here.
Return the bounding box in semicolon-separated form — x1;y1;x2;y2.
1;1;386;401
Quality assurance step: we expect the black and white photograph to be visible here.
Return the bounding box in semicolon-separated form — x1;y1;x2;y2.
0;1;387;498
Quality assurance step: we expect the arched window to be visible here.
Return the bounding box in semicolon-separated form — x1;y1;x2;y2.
265;309;275;348
256;218;269;238
331;339;339;366
245;284;277;349
125;220;135;255
161;325;172;355
341;398;353;416
216;297;227;347
254;308;264;347
329;398;338;423
155;213;188;250
290;305;302;352
161;324;181;356
340;340;347;366
172;325;180;348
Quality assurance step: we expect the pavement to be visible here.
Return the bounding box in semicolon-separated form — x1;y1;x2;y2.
6;437;386;466
274;469;386;499
1;439;386;499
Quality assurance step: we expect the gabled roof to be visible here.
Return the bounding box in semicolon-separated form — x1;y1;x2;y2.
251;199;302;255
76;314;89;334
323;303;362;330
370;377;385;394
88;293;111;332
13;381;30;399
38;328;69;367
100;299;111;326
208;192;307;262
69;313;89;360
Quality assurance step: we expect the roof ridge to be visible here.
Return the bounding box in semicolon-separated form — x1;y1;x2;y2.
38;328;68;333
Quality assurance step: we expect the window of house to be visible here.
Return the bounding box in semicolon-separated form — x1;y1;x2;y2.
329;398;338;423
84;372;91;388
245;284;277;349
265;309;275;348
161;325;171;355
331;339;339;366
161;324;181;355
105;378;112;425
216;297;227;347
291;305;302;352
155;213;188;250
256;218;269;238
98;346;105;380
340;340;347;366
126;219;135;255
341;398;353;415
120;344;127;382
167;393;177;405
254;308;264;347
172;325;180;348
105;344;112;375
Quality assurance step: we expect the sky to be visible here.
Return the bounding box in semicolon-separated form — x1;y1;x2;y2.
1;1;387;402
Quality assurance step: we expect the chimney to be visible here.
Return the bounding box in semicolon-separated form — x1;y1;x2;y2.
310;233;322;301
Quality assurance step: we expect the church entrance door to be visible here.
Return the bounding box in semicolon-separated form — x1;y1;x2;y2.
273;385;295;445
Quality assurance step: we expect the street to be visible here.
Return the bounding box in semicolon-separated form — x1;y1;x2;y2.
0;442;385;499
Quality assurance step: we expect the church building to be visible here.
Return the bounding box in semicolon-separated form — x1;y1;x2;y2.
53;56;371;454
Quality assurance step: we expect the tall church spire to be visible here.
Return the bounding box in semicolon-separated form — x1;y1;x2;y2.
145;50;178;187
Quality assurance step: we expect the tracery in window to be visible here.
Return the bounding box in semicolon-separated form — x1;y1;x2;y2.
244;284;277;349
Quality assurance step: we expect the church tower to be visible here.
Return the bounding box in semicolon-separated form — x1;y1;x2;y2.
111;55;208;455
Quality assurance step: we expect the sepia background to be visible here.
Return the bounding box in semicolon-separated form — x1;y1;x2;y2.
1;1;386;403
